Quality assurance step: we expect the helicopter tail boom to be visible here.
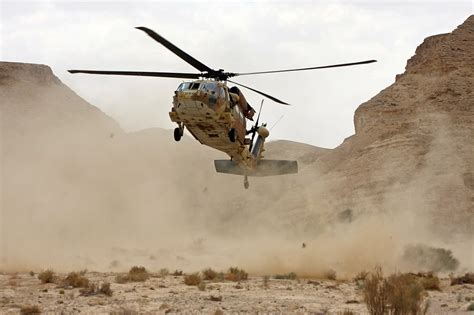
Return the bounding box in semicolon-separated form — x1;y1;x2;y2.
214;159;298;177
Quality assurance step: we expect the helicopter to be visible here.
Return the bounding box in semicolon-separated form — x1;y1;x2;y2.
69;26;376;189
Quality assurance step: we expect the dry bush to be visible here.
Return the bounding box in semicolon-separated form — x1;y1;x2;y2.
202;268;218;281
416;273;440;291
364;268;388;315
99;282;113;296
467;303;474;311
184;273;202;286
274;272;298;280
355;271;369;282
323;269;337;280
364;268;429;315
80;282;113;297
386;273;428;315
225;267;248;282
172;270;183;276
62;272;90;288
38;270;55;284
29;271;35;277
115;266;150;283
450;273;474;285
129;266;149;281
403;244;459;272
20;305;41;314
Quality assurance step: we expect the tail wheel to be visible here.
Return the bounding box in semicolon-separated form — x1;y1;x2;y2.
244;176;249;189
174;127;182;141
228;128;236;142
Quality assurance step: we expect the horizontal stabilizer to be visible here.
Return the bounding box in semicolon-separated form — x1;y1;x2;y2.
214;160;298;177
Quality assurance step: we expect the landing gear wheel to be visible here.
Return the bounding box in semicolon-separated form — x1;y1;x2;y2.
174;127;182;142
228;128;236;143
244;176;249;189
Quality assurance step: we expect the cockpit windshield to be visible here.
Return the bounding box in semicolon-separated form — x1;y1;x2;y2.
200;82;218;92
177;82;200;91
200;82;225;97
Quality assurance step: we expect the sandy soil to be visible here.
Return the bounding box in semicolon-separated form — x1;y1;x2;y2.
1;271;473;314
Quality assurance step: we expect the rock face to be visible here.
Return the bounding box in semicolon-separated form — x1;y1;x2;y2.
0;16;472;273
212;16;473;243
333;15;473;234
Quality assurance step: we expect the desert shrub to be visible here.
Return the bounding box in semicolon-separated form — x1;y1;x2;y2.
80;282;113;296
418;273;440;291
225;267;248;282
184;273;202;286
20;305;41;314
202;268;218;281
159;268;169;277
451;273;474;285
99;282;113;296
129;266;149;281
355;270;369;282
403;244;459;272
467;303;474;311
172;270;183;276
323;269;337;280
385;273;428;315
364;268;429;315
274;272;298;280
115;266;150;283
62;272;90;288
29;271;35;277
38;270;55;284
364;268;387;315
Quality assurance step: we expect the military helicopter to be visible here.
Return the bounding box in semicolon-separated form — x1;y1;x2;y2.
69;26;376;189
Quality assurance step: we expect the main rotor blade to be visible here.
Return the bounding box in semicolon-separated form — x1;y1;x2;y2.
227;80;289;105
234;60;377;76
68;70;201;79
227;80;290;105
136;26;213;73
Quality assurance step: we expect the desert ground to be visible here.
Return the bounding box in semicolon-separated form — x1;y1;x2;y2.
1;268;474;314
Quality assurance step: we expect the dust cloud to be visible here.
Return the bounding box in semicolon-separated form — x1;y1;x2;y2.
1;67;472;278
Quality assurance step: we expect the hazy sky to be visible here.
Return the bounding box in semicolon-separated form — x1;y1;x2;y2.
1;0;472;148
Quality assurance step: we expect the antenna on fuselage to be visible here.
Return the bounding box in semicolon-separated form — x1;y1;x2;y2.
249;99;264;152
269;115;284;131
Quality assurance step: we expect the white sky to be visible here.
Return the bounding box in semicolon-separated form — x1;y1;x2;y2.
1;0;472;148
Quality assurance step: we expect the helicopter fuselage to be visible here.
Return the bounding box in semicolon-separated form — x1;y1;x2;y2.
169;79;259;169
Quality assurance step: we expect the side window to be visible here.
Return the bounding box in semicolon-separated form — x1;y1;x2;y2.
189;82;200;90
177;82;191;91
